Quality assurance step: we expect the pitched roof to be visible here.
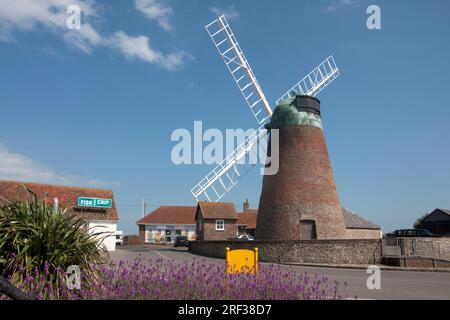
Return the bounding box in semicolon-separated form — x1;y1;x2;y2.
0;179;119;221
137;206;197;225
422;208;450;223
196;202;238;220
237;209;257;229
342;208;380;230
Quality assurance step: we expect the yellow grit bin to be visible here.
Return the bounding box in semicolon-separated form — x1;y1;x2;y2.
226;247;258;274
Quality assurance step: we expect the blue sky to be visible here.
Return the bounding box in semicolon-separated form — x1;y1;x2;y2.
0;0;449;234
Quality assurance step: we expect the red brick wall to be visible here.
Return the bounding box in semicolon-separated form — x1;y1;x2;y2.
199;219;237;241
125;235;140;246
138;225;145;245
257;125;346;240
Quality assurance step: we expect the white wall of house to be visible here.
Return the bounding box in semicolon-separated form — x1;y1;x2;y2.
89;220;118;251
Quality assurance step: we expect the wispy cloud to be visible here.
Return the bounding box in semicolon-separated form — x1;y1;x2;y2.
210;4;239;20
108;31;186;70
0;0;101;51
135;0;173;32
0;144;120;188
325;0;357;13
0;0;187;70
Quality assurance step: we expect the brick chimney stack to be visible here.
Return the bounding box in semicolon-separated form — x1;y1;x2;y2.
243;199;249;212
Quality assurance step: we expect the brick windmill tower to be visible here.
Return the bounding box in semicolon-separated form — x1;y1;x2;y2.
191;15;345;240
256;95;346;240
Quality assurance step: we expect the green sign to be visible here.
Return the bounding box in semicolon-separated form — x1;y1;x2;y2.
78;197;112;208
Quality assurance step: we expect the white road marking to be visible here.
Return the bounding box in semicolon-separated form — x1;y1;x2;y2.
155;250;171;260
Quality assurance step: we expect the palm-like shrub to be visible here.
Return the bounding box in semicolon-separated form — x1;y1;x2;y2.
0;194;108;279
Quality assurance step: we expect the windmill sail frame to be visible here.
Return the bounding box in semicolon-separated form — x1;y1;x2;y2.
205;15;273;125
191;17;341;203
276;56;340;103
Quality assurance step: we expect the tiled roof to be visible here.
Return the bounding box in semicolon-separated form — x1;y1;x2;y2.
237;210;257;229
422;209;450;223
137;206;197;225
342;208;380;230
196;202;238;220
135;203;379;231
0;179;119;221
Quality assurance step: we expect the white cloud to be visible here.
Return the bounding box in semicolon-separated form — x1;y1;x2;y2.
0;144;120;188
63;23;103;53
135;0;173;32
0;0;187;69
325;0;357;13
210;4;239;20
0;0;100;51
108;31;185;70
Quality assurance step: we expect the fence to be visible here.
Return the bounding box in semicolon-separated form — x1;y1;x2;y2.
382;237;450;267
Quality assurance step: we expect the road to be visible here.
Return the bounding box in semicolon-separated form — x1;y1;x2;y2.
110;245;450;300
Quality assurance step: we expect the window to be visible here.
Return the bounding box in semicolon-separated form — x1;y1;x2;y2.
215;220;225;231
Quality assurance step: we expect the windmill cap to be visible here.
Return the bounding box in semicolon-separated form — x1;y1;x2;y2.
268;95;322;129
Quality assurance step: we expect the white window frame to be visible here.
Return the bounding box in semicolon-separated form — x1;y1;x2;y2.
215;219;225;231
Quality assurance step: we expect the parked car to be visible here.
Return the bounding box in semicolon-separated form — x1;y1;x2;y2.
174;236;189;247
386;229;441;238
237;234;254;241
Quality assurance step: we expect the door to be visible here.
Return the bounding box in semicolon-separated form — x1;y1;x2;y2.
165;229;172;243
300;220;317;240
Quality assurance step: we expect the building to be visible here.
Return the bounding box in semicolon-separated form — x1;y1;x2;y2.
342;208;382;239
418;209;450;236
195;202;238;241
136;201;257;243
237;206;381;240
257;95;347;240
0;179;119;251
137;206;197;244
136;200;380;243
237;200;257;237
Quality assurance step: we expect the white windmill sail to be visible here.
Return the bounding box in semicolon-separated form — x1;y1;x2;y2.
276;56;340;103
191;18;341;203
205;15;273;125
191;124;268;202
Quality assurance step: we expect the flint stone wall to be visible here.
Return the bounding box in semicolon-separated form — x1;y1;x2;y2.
397;237;450;260
190;239;382;265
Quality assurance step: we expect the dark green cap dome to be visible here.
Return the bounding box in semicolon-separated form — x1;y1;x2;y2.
268;95;323;130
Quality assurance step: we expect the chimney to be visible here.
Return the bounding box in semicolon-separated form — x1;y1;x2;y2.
243;199;249;212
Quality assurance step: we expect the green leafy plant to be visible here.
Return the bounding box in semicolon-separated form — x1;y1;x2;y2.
413;213;428;229
0;190;108;280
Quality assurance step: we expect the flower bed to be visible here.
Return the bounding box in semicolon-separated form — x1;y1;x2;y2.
2;256;351;300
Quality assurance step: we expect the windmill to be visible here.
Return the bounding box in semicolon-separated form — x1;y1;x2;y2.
191;15;340;207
